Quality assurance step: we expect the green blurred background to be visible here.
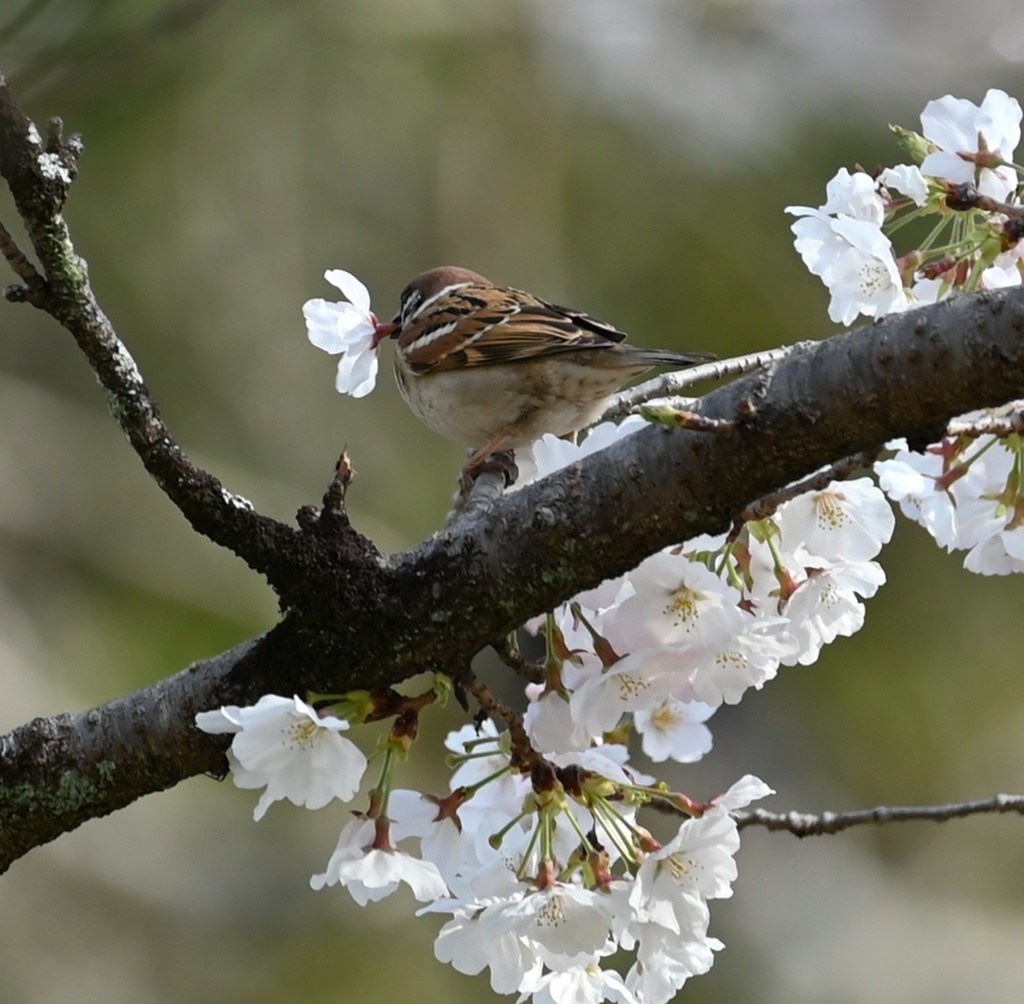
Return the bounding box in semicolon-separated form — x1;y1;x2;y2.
2;1;1024;1001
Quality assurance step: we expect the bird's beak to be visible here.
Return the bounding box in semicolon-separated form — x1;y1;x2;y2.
371;317;399;349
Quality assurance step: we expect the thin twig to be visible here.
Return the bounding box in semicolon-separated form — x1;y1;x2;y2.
601;345;797;421
0;74;300;574
466;673;539;770
734;793;1024;835
946;402;1024;438
638;403;737;433
951;184;1024;221
446;452;518;524
0;217;42;289
491;635;544;683
736;450;880;525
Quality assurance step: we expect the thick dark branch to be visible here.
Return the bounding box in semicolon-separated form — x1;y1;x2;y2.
735;794;1024;835
0;637;261;870
387;287;1024;657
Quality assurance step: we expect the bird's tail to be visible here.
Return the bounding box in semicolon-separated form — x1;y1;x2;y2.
632;348;716;369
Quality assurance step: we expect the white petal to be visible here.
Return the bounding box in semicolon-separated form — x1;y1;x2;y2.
330;306;377;346
194;707;242;734
335;347;379;397
714;774;774;810
303;298;348;353
324;269;372;312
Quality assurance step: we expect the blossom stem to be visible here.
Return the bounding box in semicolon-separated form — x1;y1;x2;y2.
459;763;514;800
587;797;641;866
367;745;398;821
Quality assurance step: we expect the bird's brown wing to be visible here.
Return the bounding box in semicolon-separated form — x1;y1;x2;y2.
399;284;627;375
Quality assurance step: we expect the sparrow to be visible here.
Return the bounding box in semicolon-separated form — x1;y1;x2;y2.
372;266;714;480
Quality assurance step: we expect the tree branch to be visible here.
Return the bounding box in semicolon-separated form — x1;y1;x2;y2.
735;793;1024;835
602;345;795;419
4;282;1021;873
0;72;323;579
0;638;260;870
736;450;880;525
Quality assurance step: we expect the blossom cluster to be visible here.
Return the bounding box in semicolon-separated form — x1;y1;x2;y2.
877;429;1024;575
516;416;894;755
196;416;899;1003
192;87;1024;1004
784;87;1024;573
198;687;773;1004
786;87;1023;325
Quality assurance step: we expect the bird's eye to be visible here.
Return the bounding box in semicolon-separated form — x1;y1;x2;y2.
401;288;422;325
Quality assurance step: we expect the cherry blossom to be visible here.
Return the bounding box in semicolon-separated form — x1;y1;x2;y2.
875;444;959;549
303;269;382;397
876;435;1024;574
520;964;640;1004
430;898;544;994
774;477;895;563
949;440;1024;574
632;696;713;763
920;88;1022;200
567;647;682;738
792;167;887;227
310;815;448;905
605;552;747;654
625;930;720;1004
880;164;929;206
207;87;1024;1004
524;687;595;754
779;554;886;666
517;415;649;485
194;694;367;820
822;218;910;324
786;204;909;325
686;622;794;706
479;882;615;967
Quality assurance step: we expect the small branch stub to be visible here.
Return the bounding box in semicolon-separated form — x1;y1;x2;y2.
318;448;355;526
